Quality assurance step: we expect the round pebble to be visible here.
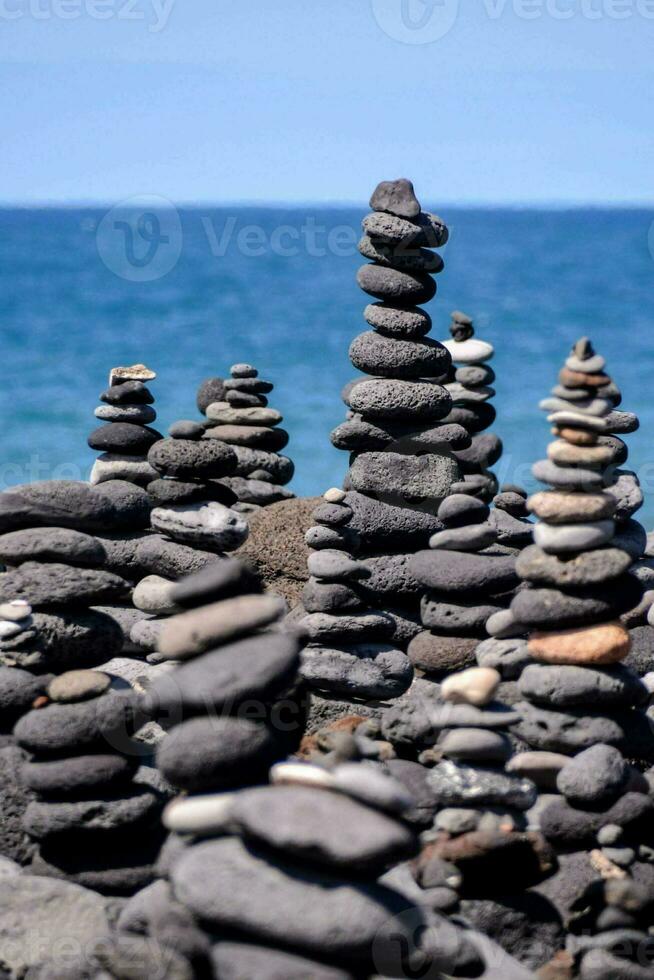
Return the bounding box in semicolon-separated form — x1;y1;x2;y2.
47;670;111;703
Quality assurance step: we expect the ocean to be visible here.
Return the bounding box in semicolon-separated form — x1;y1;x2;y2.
2;205;654;524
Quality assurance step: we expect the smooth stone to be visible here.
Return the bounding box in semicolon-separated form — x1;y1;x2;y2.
485;609;525;639
305;525;359;551
170;559;258;608
205;404;282;426
440;401;497;433
613;519;647;560
475;637;532;679
47;669;111;703
203;424;288;452
136;534;222;579
533;520;615;554
510;576;642;629
440;728;511;763
299;611;394;643
225;376;271;393
356;264;437;304
0;666;50;724
445;382;495;404
435;808;481;833
169;420;205;440
147;478;236;508
0;609;123;673
605;470;644;522
94;403;156;424
443;338;494;364
157;594;285;660
362;209;449;247
546;411;608;432
230;785;414;872
226;389;267;408
0;480;146;534
506;752;569;791
455;364;495;386
132;575;179;615
363;302;431;338
558;366;610;388
548;440;614;467
532;459;608;491
229;446;294;484
150;502;249;551
556;744;628;807
346;378;451;422
604;410;639;434
349;331;449;379
0;527;106;568
301;642;412;699
101;379;154;404
307;550;368;582
88;422;161;454
493;491;528;517
528;621;631;666
210;942;353;980
408;632;478;674
565;352;606;373
511;701;651;756
22;753;136;796
270;762;336;791
302;580;364;615
172;834;420;962
14;690;140;755
487;508;533;549
163;792;236;835
438;494;489;527
350;451;458;504
197;378;226;414
420;594;503;635
148;439;236;479
441;667;501;707
23;787;159;839
370;177;421;218
0;561;130;608
410;549;518;595
0;599;32;621
426;760;537;810
90;454;159;486
516;544;630;587
540;396;610;418
331;762;413;814
358;235;443;273
324;487;347;503
453;432;502;471
518;663;647;708
219;476;293;506
330;416;469;453
428;523;497;552
426;702;521;730
157;716;281;792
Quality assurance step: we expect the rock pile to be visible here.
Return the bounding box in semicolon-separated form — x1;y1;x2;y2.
13;668;163;893
441;311;500;502
203;362;295;511
89;364;162;487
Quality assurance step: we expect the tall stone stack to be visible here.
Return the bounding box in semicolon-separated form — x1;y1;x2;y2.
89;365;162;487
407;493;521;681
204;362;295;511
441;311;500;502
13;668;163;893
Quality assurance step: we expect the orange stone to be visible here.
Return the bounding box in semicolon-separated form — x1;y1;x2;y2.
553;427;598;446
528;622;631;666
558;368;610;388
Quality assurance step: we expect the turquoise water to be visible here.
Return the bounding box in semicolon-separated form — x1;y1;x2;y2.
2;206;654;523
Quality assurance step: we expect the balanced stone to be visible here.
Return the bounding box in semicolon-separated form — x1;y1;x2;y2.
369;177;421;218
0;527;106;567
346;379;451;421
528;622;631;665
349;332;449;378
150;502;248;551
148;439;236;480
556;744;628;807
47;669;111;703
516;544;631;587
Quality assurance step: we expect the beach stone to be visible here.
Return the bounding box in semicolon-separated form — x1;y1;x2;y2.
518;663;647;709
613;519;647;560
533;520;615;554
307;549;367;582
441;667;501;706
427;702;521;730
220;476;294;506
410;550;518;595
528;621;631;666
429;523;497;552
300;611;394;643
349;331;449;379
305;525;359;551
0;527;106;568
148;438;236;479
22;753;136;796
0;876;111;977
362;209;448;248
350;451;458;504
23;786;159;839
0;599;31;621
506;752;568;791
511;577;642;629
516;544;630;587
370;177;421;218
0;666;49;726
557;744;628;807
357;264;437;304
157;717;281;792
606;470;644;522
150;502;248;551
204;424;288;452
0;480;137;534
346;378;451;422
475;637;532;679
0;561;130;608
101;379;154;405
14;689;140;755
487;508;533;549
136;534;221;580
47;669;111;703
511;701;637;755
427;760;536;810
170;558;258;608
358;236;443;273
168;419;205;440
88;422;161;455
210;942;353;980
229;446;294;484
205;404;282;426
94;402;156;424
438;494;488;527
345;490;443;550
408;631;477;674
163;793;236;835
547;439;614;467
440;728;511;763
532;459;607;491
441;401;497;433
132;575;179;614
90;454;159;486
303;579;363;614
149;633;300;714
301;642;412;699
604;410;639;433
158;593;284;660
363;302;431;338
443;338;494;364
0;608;123;672
230;785;414;872
420;594;502;635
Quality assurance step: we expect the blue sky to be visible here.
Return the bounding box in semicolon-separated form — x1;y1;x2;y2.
2;0;653;203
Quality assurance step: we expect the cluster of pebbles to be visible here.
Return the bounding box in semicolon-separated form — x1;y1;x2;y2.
13;667;163;893
89;365;162;487
202;362;295;511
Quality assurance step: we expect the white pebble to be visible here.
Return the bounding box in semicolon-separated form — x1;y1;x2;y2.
0;600;32;622
441;667;501;707
270;762;335;789
324;487;346;503
163;793;236;834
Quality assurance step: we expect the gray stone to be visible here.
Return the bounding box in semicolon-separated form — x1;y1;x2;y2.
14;690;140;755
428;523;497;552
358;235;443;273
148;438;236;479
136;534;221;579
0;480;143;534
556;744;628;806
23;787;159;838
47;669;111;703
0;527;106;568
510;576;642;629
349;451;458;505
362;209;448;248
349;331;449;379
369;177;421;218
438;494;488;527
426;760;537;810
410;549;518;595
88;422;161;454
150;502;249;551
605;470;644;522
229;446;294;484
532;459;607;490
22;753;136;795
0;609;123;672
533;520;615;554
158;594;285;660
307;549;367;582
363;302;431;338
301;643;412;699
345;491;443;550
95;403;156;424
346;379;451;422
421;594;502;635
439;728;512;763
0;562;130;608
210;942;353;980
516;544;631;587
356;263;436;304
299;611;395;642
475;637;532;679
518;663;647;708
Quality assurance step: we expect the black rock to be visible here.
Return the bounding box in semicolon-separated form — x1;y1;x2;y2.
22;753;137;797
0;667;51;729
146;478;237;508
101;381;154;405
88;423;162;455
510;576;642;630
196;377;226;414
0;609;123;672
518;663;647;709
516;544;631;588
370;177;421;218
169;558;259;608
14;690;142;756
169;420;205;440
23;786;160;839
211;942;353;980
148;439;236;480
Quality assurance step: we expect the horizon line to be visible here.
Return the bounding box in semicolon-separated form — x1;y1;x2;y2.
1;198;653;211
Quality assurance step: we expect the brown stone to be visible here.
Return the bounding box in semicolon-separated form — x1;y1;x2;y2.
547;440;614;467
553;427;598;446
528;621;631;666
558;368;610;388
408;631;477;675
536;950;575;980
527;490;615;524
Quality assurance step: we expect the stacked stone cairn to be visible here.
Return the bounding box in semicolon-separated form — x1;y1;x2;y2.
203;362;295;512
13;667;163;894
89;364;162;487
